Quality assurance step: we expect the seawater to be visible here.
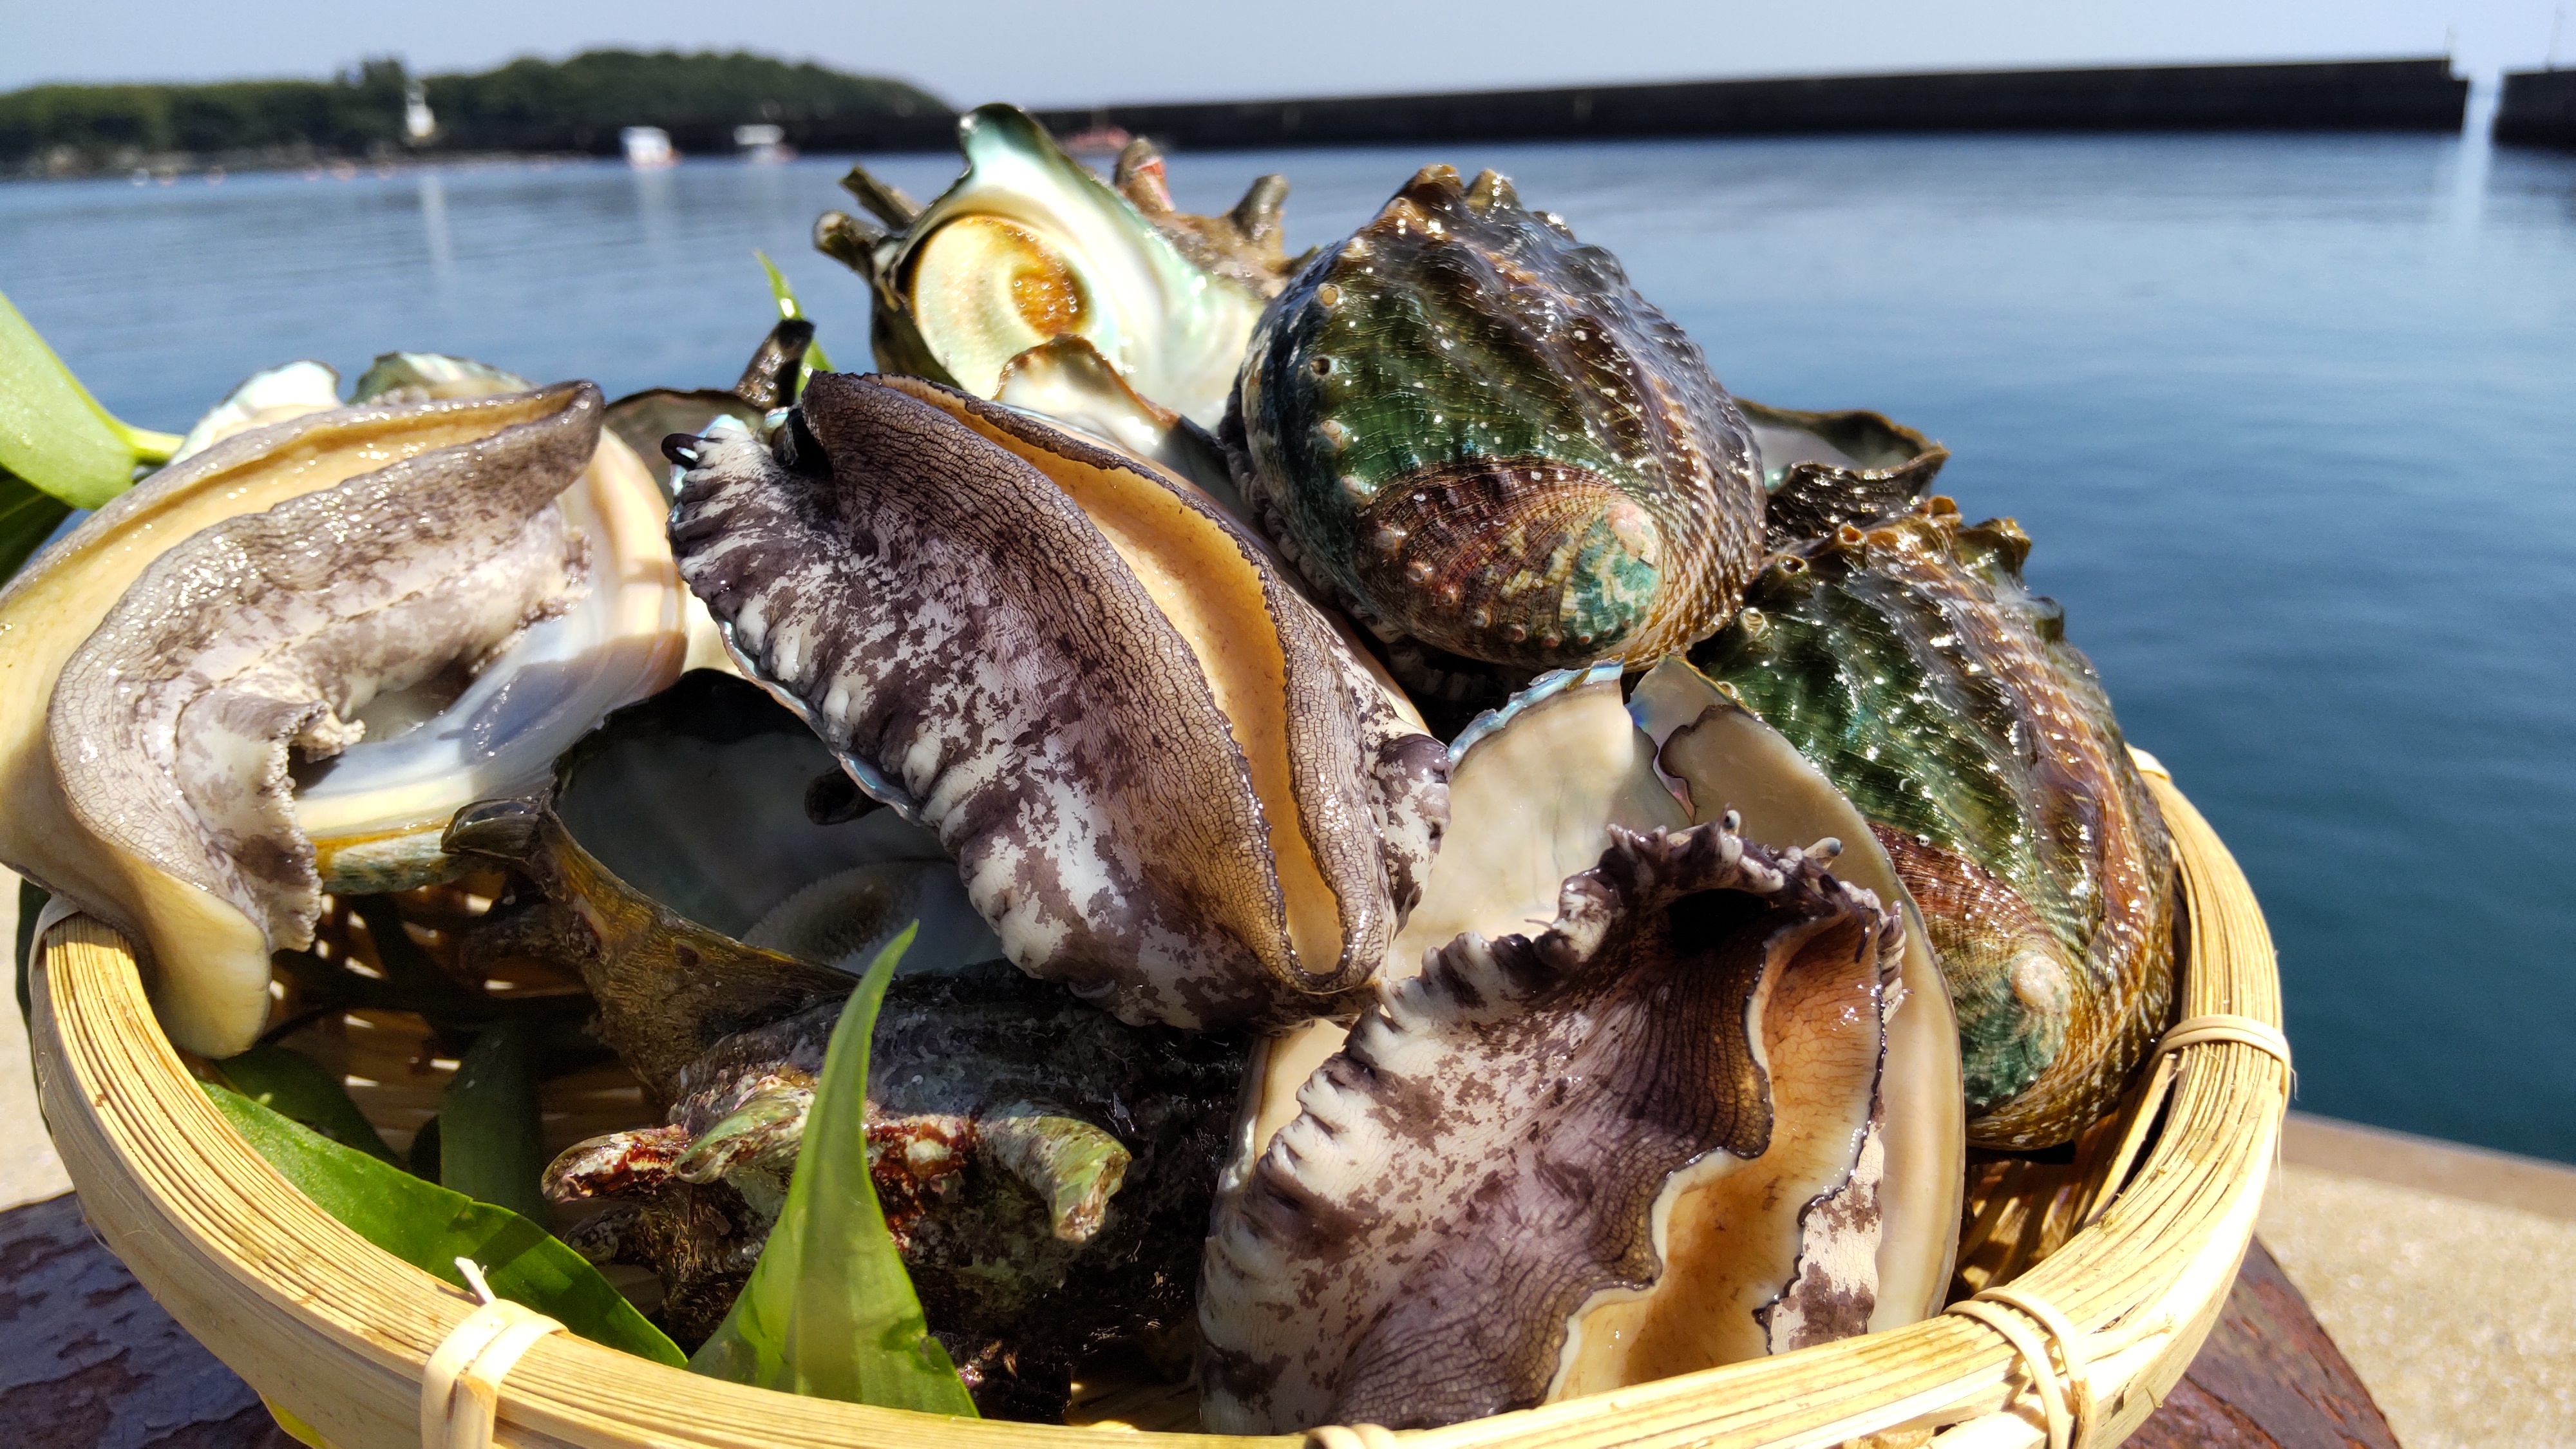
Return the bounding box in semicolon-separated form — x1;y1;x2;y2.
3;130;2571;1161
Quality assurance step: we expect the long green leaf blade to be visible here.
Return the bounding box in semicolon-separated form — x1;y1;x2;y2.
203;1081;685;1366
0;290;175;507
688;924;975;1415
213;1043;401;1164
439;1015;552;1220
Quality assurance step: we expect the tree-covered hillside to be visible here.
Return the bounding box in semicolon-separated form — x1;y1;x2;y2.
1;52;952;172
424;51;948;153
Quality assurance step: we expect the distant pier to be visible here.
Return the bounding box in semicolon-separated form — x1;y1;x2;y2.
2495;69;2576;146
1018;57;2468;154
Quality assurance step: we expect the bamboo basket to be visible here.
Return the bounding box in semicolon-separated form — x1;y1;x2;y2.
27;768;2288;1449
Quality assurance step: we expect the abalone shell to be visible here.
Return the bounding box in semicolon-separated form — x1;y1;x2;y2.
1227;165;1765;673
1688;497;2174;1149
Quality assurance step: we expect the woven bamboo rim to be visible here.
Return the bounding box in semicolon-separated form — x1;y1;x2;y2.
28;771;2287;1449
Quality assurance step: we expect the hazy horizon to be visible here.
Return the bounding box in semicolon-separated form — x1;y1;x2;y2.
5;0;2569;105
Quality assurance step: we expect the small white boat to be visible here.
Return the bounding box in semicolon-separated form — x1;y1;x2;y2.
734;123;795;164
621;126;676;168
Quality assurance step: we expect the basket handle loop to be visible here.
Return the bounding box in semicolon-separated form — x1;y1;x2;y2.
1949;1282;2095;1449
2083;1012;2292;1229
422;1258;565;1449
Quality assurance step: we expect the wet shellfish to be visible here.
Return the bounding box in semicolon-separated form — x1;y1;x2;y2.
1199;819;1907;1432
1689;498;2174;1148
667;372;1448;1030
1227;165;1765;673
826;105;1266;428
0;381;683;1056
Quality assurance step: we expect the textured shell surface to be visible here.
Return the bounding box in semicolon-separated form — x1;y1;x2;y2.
1110;137;1305;299
1689;498;2174;1148
0;382;683;1057
1228;164;1765;672
1198;820;1901;1433
853;104;1265;429
667;372;1448;1031
1741;399;1949;548
547;961;1244;1414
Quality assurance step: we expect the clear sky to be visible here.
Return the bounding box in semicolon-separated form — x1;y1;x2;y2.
3;0;2568;100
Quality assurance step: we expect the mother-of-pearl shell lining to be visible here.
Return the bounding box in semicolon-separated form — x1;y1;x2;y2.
1628;654;1965;1331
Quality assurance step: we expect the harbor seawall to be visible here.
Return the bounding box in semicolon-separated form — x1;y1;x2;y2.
2496;68;2576;146
1024;57;2468;153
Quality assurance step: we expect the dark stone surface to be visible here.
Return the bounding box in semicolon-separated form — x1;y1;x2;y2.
1032;59;2470;153
2126;1238;2403;1449
0;1193;293;1449
0;1189;2397;1448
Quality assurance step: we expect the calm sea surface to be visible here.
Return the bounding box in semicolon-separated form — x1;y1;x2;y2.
3;129;2572;1160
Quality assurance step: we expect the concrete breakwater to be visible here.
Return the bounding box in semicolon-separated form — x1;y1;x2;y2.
1025;57;2468;153
2496;68;2576;146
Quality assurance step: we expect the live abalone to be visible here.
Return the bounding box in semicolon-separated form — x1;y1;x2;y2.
1208;664;1962;1432
1690;497;2174;1148
0;380;684;1055
667;372;1448;1030
1227;164;1766;674
1200;819;1906;1432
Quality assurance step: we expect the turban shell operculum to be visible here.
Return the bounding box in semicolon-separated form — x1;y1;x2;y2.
827;104;1266;428
0;380;682;1056
1198;819;1904;1433
1690;498;2174;1148
668;372;1448;1030
1227;164;1765;675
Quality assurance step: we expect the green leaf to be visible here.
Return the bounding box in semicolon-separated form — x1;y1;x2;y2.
755;251;833;381
688;924;975;1415
0;289;179;509
0;468;72;587
203;1080;685;1367
439;1015;552;1220
213;1043;401;1164
14;879;46;1028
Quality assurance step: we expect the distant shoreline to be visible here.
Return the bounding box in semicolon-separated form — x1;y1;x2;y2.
6;151;597;184
1032;57;2474;153
10;55;2519;185
0;50;948;181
